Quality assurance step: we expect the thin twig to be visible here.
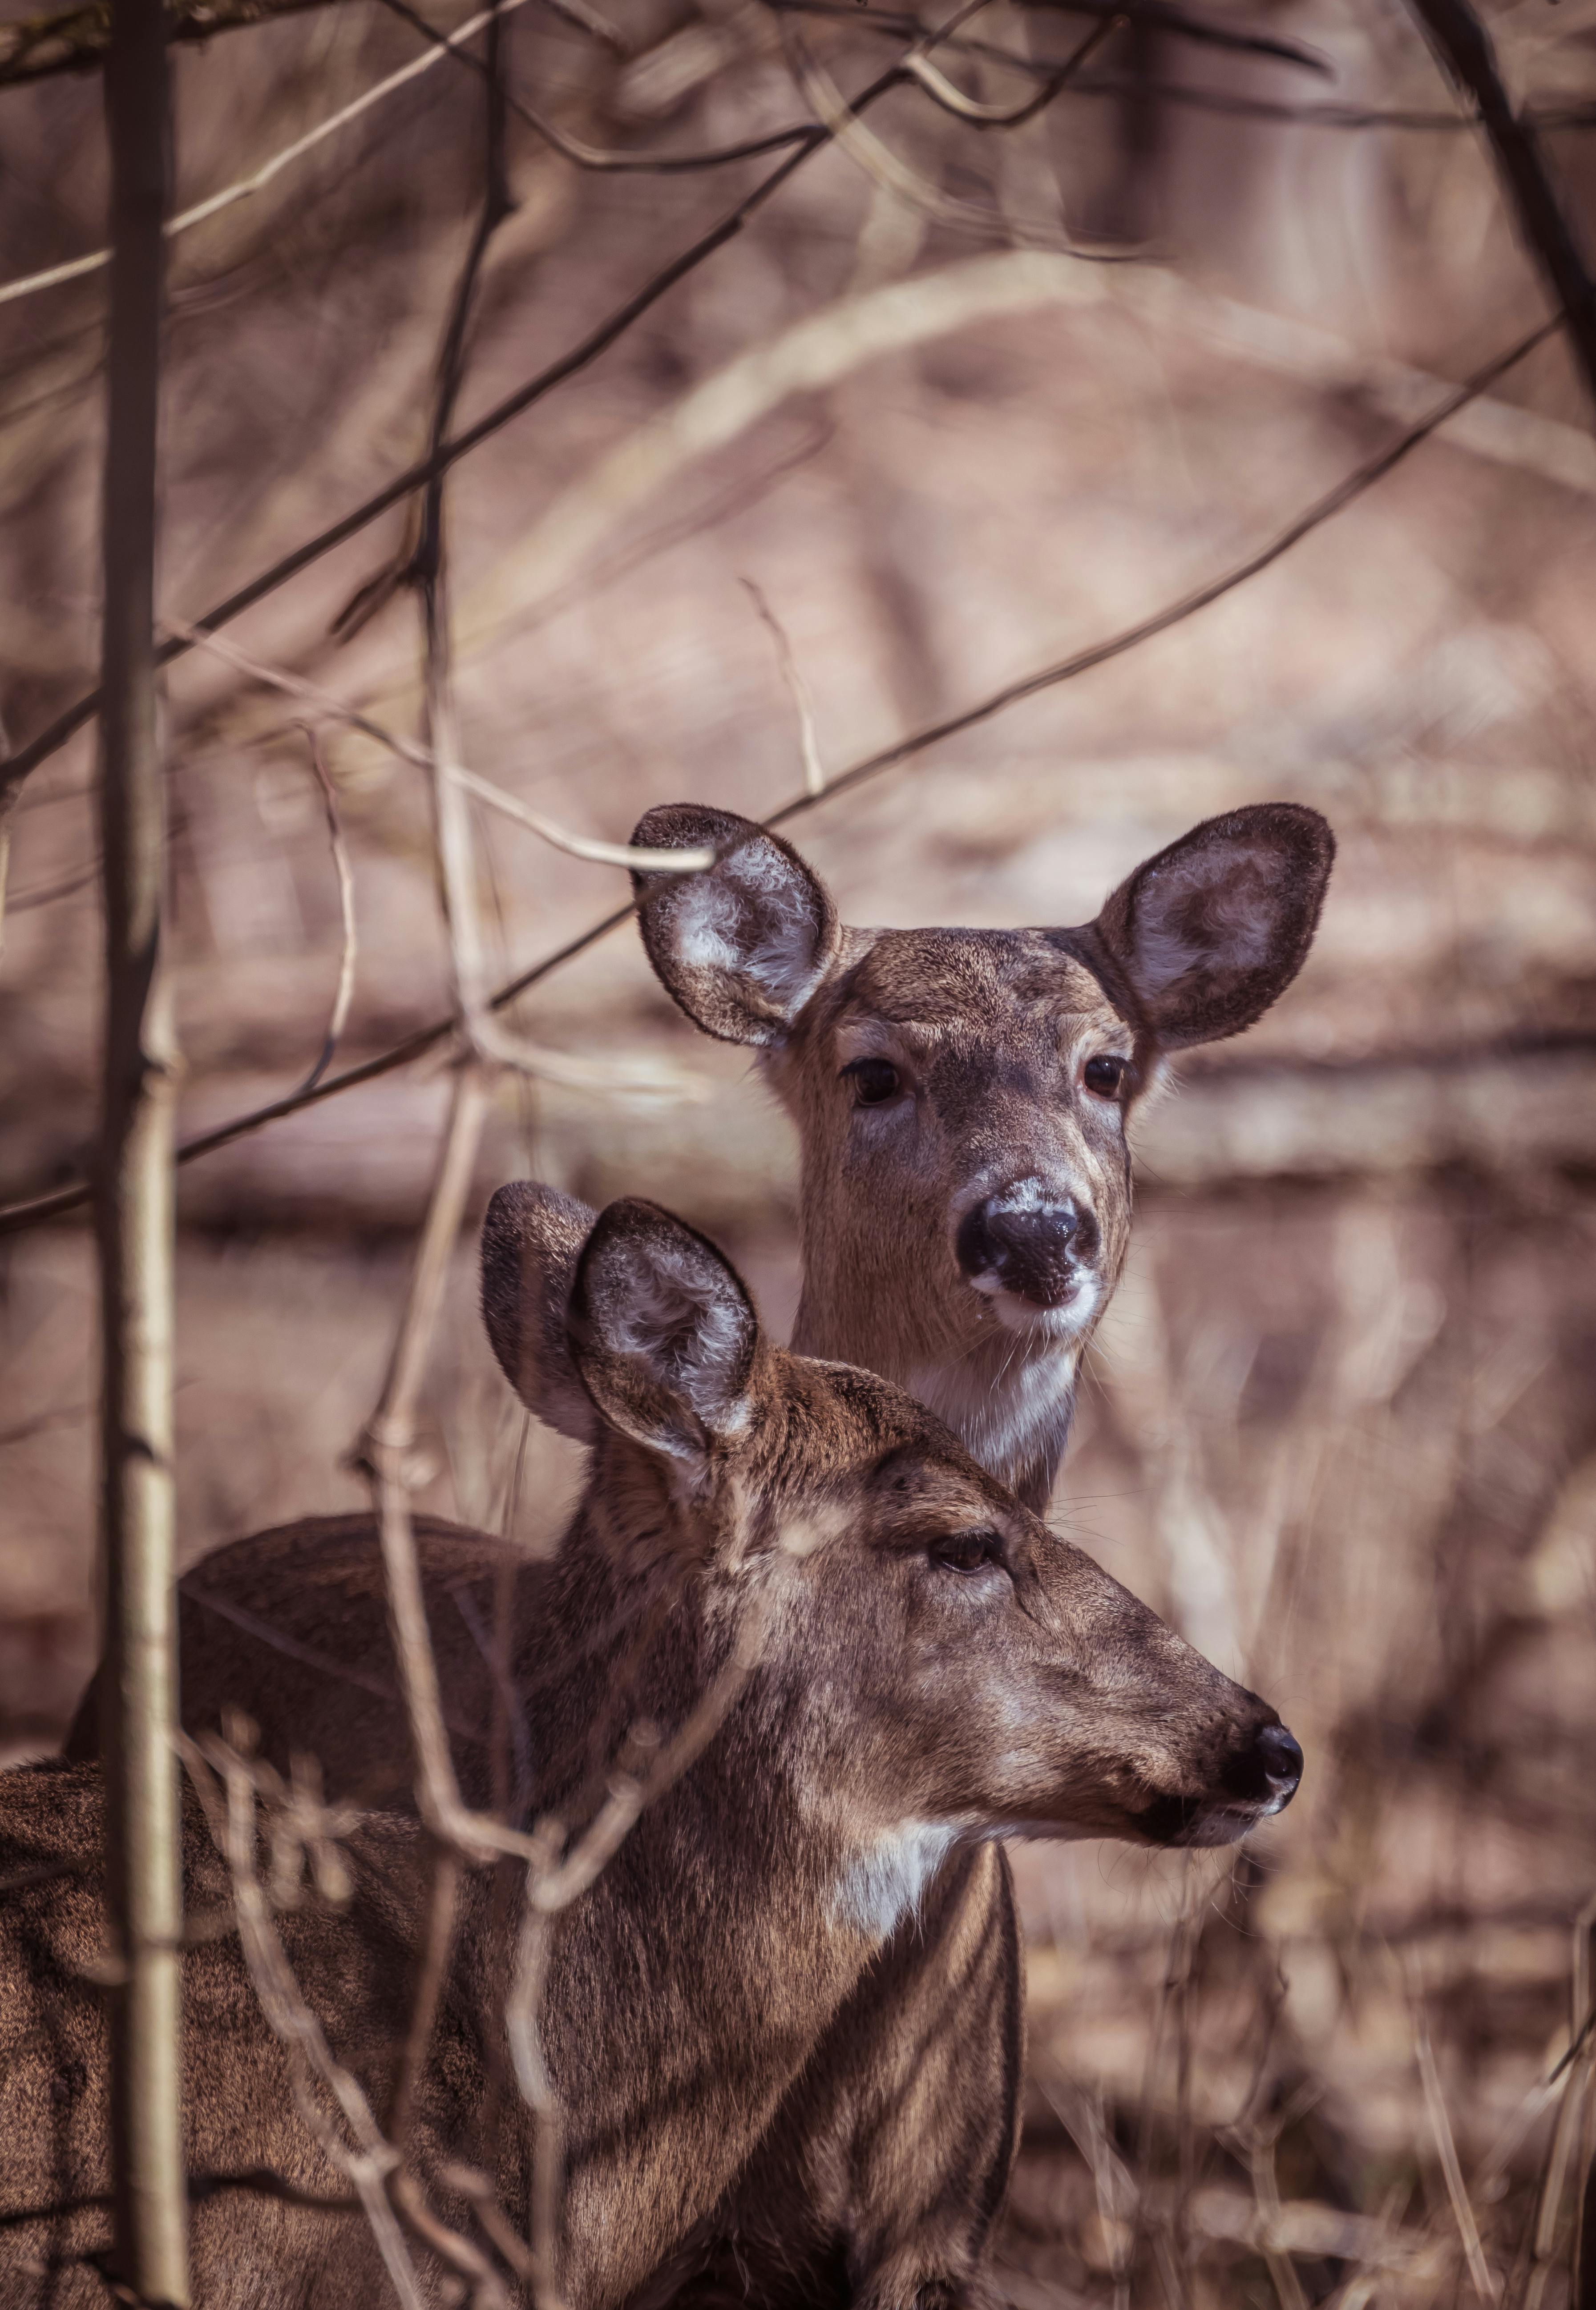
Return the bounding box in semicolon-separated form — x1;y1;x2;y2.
1402;0;1596;416
740;579;825;796
780;4;1123;252
188;1730;515;2309
768;0;1334;75
402;0;670;1097
1411;1969;1499;2301
0;0;332;88
0;36;928;808
363;1065;512;1865
0;314;1556;1239
163;619;715;873
291;725;357;1098
0;0;541;312
180;1736;423;2310
1250;2132;1312;2310
903;9;1119;128
387;1846;464;2150
375;0;819;174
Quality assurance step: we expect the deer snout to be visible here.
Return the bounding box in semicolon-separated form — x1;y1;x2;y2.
1220;1720;1304;1813
1137;1714;1304;1848
955;1183;1100;1311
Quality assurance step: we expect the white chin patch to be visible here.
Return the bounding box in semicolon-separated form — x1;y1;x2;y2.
970;1273;1101;1339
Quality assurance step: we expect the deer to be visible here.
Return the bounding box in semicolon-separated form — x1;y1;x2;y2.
6;1191;1302;2310
627;797;1333;1510
61;800;1333;2302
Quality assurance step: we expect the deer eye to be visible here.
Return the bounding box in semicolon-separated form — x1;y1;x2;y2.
844;1058;901;1108
1083;1054;1127;1098
930;1529;1004;1576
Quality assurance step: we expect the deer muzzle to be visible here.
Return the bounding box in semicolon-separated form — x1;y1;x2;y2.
1138;1717;1305;1849
955;1179;1101;1315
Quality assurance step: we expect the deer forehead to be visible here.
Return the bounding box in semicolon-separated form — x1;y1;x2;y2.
822;931;1131;1069
756;1363;1015;1526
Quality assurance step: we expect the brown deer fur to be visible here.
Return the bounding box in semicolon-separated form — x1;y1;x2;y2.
10;1197;1298;2309
60;808;1330;2303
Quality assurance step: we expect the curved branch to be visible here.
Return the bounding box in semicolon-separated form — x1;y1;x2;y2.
0;315;1555;1240
375;0;820;174
767;0;1333;76
1403;0;1596;412
0;50;919;810
291;727;357;1098
0;0;541;313
0;0;621;89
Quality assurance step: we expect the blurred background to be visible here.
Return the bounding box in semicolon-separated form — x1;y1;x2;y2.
2;0;1595;2296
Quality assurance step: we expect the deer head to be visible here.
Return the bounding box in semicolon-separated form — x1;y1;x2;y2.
481;1183;1302;1920
630;804;1334;1508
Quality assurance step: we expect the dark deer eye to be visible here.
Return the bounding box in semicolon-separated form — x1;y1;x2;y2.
844;1058;901;1107
931;1529;1004;1576
1083;1054;1127;1098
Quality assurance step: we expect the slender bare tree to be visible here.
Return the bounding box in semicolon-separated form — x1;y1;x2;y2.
96;0;189;2299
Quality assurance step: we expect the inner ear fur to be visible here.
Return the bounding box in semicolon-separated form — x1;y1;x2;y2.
568;1198;759;1466
631;805;840;1047
1084;802;1334;1050
480;1182;599;1442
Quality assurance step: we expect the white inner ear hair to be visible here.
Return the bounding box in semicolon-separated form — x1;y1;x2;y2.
672;878;743;977
616;1244;751;1433
1135;850;1278;993
672;848;825;1011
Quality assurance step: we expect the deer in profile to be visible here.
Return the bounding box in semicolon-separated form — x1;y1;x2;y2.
62;802;1332;2302
8;1193;1301;2310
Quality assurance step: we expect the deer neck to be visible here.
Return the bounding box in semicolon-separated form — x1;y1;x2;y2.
790;1272;1079;1512
499;1483;917;2306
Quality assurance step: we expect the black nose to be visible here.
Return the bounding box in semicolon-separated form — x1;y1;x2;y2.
955;1189;1097;1309
1224;1722;1304;1810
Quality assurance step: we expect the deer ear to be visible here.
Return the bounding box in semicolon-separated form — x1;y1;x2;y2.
631;806;840;1047
568;1199;758;1467
1087;804;1334;1050
480;1183;600;1443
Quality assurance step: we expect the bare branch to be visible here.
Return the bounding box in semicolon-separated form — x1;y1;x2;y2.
1402;0;1596;416
505;1593;772;2305
0;0;332;90
0;315;1556;1238
453;250;1132;651
0;0;540;314
0;40;922;809
386;1847;464;2151
376;0;818;174
164;618;716;874
768;0;1334;77
362;1066;518;1867
180;1735;424;2310
902;9;1118;129
1411;1978;1499;2301
291;725;357;1099
741;578;825;796
778;5;1121;251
